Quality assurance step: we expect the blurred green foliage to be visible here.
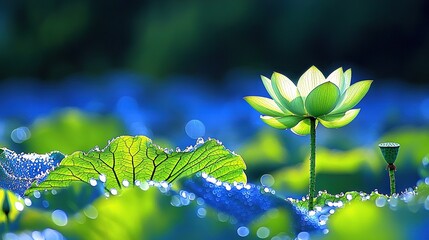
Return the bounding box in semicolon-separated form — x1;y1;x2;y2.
23;109;125;154
240;127;429;195
1;0;428;83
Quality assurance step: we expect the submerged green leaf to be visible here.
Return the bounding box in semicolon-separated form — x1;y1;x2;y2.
26;136;247;195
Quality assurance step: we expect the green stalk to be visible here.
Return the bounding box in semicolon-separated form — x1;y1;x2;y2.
389;168;396;195
308;117;316;210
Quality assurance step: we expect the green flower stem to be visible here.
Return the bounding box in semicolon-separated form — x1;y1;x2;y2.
309;117;316;210
388;166;396;195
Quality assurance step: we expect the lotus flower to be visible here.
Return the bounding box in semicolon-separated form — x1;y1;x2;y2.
244;66;372;210
244;66;372;135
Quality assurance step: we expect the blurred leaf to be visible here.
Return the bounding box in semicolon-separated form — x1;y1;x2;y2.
24;109;125;154
27;136;246;195
18;188;182;240
271;147;379;193
239;130;288;166
0;149;64;196
322;201;406;240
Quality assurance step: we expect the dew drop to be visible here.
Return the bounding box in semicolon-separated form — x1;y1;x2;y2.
424;196;429;210
217;212;229;222
389;197;399;208
237;226;250;237
323;229;329;235
256;227;270;239
24;198;32;207
42;228;64;240
83;205;98;219
346;194;353;201
134;180;141;186
99;174;106;183
32;231;43;240
52;210;68;226
3;233;18;240
89;178;97;186
196;137;205;145
260;174;275;187
11;126;31;143
160;181;169;189
189;193;196;200
180;197;190;206
185;119;206;139
196;197;205;205
122;179;130;188
375;196;386;207
171;195;181;207
197;207;207;218
140;181;150;191
33;190;41;199
110;188;118;195
15;201;24;211
297;231;310;240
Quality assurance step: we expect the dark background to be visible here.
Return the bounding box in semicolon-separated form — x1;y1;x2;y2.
1;0;429;85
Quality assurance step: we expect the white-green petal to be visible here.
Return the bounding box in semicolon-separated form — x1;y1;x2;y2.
326;67;344;91
297;66;326;98
319;109;360;128
260;115;304;129
343;68;352;91
291;118;317;136
331;80;373;114
271;72;306;115
305;82;340;117
244;96;286;117
261;75;293;114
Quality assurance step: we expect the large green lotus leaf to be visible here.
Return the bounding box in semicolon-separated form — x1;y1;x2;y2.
244;96;286;117
319;109;360;128
271;72;306;115
297;66;326;98
332;80;372;114
305;82;340;117
26;136;247;195
260;115;303;129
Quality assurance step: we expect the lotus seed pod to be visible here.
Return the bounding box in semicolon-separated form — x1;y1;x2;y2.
379;142;400;164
